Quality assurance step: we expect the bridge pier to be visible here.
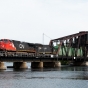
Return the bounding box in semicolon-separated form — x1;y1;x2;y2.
0;62;7;70
85;61;88;66
44;61;61;68
13;62;28;69
54;61;61;67
31;62;43;68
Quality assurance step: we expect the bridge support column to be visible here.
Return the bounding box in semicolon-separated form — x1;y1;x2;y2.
31;62;43;68
0;62;7;70
54;61;61;67
13;62;28;69
85;61;88;66
44;61;61;68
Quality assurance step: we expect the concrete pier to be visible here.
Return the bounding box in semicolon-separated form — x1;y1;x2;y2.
31;62;43;68
85;61;88;66
13;62;28;69
44;61;61;68
0;62;7;70
54;61;61;67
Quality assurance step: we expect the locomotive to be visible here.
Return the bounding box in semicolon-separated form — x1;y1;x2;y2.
0;39;53;57
0;39;35;52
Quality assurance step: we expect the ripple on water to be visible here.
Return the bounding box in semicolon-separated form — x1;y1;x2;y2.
0;66;88;88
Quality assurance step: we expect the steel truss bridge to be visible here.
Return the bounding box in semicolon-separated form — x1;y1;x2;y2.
0;31;88;62
0;31;88;70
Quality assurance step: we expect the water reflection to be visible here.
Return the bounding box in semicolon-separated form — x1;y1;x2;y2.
0;64;88;88
13;68;28;72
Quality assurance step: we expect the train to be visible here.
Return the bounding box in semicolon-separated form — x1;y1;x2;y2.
0;39;85;57
0;39;53;57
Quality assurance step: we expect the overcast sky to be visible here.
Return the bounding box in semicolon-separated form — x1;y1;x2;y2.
0;0;88;44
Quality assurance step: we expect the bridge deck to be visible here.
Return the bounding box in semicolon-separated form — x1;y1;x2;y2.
0;56;88;62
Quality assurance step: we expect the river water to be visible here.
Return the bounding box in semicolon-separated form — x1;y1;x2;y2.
0;63;88;88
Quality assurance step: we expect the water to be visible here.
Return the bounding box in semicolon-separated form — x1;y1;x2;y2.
0;63;88;88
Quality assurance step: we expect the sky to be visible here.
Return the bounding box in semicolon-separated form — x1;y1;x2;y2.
0;0;88;44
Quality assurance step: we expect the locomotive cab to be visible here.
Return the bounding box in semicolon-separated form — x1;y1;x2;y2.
0;39;16;51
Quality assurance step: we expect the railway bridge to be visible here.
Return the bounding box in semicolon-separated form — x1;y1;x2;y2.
0;31;88;70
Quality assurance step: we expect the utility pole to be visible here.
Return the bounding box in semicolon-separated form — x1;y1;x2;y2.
43;33;44;45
